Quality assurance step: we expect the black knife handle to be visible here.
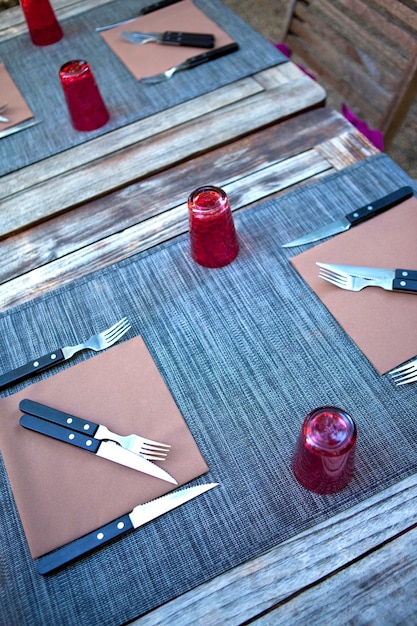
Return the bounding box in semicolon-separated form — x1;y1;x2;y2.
184;43;239;69
140;0;182;15
36;512;134;574
0;349;65;391
162;32;215;48
20;413;101;453
395;269;417;281
19;399;99;437
345;186;413;225
393;275;417;292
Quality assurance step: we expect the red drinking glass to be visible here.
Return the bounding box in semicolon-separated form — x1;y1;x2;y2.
291;406;357;494
187;186;239;268
59;60;110;132
19;0;63;46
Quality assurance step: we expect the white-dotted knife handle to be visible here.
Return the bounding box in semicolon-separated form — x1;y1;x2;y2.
19;399;99;436
36;513;134;574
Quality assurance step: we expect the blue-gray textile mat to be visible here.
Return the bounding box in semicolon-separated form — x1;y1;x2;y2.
1;153;417;625
0;0;286;176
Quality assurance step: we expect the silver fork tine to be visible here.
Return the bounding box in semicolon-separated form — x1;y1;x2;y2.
95;423;171;460
388;360;417;386
102;317;131;346
62;317;131;359
318;268;350;289
393;372;417;385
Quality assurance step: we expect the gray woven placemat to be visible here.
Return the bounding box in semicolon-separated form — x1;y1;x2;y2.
0;0;286;176
1;153;417;625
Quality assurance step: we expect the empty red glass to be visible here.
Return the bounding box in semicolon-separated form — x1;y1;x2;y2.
292;406;357;494
187;186;239;268
19;0;63;46
59;60;110;132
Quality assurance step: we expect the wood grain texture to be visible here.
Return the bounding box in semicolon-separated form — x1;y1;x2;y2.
256;526;417;625
0;107;350;283
0;110;369;311
281;0;417;147
0;65;325;238
0;0;114;41
130;475;417;625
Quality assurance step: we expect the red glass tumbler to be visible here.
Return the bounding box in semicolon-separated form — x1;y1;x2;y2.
59;60;110;132
187;186;239;268
291;406;357;494
19;0;63;46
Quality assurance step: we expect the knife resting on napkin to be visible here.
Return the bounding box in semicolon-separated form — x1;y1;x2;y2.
0;336;209;557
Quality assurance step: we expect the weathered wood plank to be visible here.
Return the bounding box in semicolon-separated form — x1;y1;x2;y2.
0;75;263;199
281;0;417;145
256;526;417;624
316;128;379;169
0;108;351;285
0;0;114;41
0;73;325;237
130;474;417;625
0;148;332;311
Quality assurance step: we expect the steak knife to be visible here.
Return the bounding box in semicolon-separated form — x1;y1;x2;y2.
317;262;417;293
140;43;239;84
19;413;177;484
121;31;215;48
19;399;170;461
36;482;218;574
96;0;183;31
282;186;413;247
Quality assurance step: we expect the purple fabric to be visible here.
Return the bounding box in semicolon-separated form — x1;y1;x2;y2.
341;104;384;151
274;42;316;80
274;42;384;151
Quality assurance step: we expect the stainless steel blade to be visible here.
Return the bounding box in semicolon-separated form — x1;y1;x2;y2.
317;262;394;282
282;218;350;247
97;441;177;484
0;119;41;140
96;17;136;32
130;483;218;527
121;31;160;44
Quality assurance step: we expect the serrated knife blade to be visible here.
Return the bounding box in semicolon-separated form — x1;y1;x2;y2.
36;483;218;574
19;413;177;484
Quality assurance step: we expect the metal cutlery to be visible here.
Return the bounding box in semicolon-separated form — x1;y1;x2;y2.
140;42;239;84
96;0;182;31
0;118;41;140
317;263;417;294
19;399;171;461
36;483;218;574
19;412;177;484
388;359;417;386
121;30;215;48
0;103;9;123
0;317;131;390
282;186;414;247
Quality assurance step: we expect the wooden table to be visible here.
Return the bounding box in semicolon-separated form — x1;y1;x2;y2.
4;3;416;625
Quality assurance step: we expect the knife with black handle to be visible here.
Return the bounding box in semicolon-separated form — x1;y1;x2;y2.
36;483;218;574
19;413;177;484
141;43;240;84
282;186;414;247
140;0;182;14
122;31;215;47
180;42;239;70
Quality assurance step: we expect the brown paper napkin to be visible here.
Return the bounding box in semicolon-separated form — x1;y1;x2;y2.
100;0;234;80
290;196;417;375
0;63;34;129
0;336;208;558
